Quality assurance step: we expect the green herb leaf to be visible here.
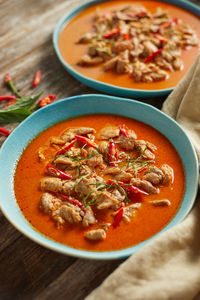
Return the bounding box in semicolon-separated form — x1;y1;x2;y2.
0;92;42;124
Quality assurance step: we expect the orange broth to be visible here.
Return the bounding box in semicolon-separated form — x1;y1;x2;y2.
59;0;200;90
14;114;185;251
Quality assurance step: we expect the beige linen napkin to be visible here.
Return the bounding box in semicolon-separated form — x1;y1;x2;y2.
86;55;200;300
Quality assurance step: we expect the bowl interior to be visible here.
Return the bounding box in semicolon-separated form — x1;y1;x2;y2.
0;94;198;259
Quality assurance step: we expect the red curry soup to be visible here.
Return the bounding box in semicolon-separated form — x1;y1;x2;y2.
14;114;185;252
59;0;200;90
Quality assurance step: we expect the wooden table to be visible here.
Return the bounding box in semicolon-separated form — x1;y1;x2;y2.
0;1;199;299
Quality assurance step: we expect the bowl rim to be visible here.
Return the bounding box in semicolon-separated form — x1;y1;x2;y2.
0;94;199;260
53;0;200;98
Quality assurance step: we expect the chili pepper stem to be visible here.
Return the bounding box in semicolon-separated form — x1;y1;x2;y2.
5;73;22;98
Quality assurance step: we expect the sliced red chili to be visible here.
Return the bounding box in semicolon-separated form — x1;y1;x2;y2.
108;141;118;165
154;34;168;43
38;94;56;108
75;135;97;149
102;28;120;39
144;48;163;63
4;99;17;108
4;73;12;83
159;19;175;32
107;179;148;195
32;70;42;88
122;33;130;40
57;193;86;212
0;95;16;101
119;124;129;137
56;139;77;156
46;164;72;180
113;207;124;228
0;127;11;137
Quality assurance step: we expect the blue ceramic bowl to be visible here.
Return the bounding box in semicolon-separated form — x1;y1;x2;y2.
0;94;198;259
53;0;200;98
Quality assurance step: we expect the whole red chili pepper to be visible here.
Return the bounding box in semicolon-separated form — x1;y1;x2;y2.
38;94;56;108
46;164;72;180
0;127;11;137
4;99;17;109
144;48;163;63
107;179;148;195
32;70;42;88
56;139;77;156
108;141;118;165
122;33;130;40
103;28;120;39
0;95;17;101
75;135;97;149
119;124;129;137
113;207;124;228
57;193;86;212
4;73;21;98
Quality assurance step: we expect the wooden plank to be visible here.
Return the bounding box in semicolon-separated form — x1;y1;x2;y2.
0;234;76;299
34;258;123;300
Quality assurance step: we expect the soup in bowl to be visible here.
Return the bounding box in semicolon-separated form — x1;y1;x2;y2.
0;94;198;259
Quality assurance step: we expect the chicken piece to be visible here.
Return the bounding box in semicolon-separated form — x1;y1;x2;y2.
114;171;133;183
143;166;164;185
51;209;65;226
99;126;120;139
77;32;96;44
79;165;92;176
150;199;171;207
149;70;168;82
100;223;111;231
40;177;62;193
160;164;174;185
50;137;65;145
85;229;106;241
103;167;121;175
161;51;173;62
131;178;158;194
87;154;103;168
53;156;77;168
135;140;156;160
88;147;98;156
61;127;95;142
116;50;130;74
113;203;141;223
96;191;119;210
75;177;95;196
82;206;96;227
78;54;103;66
104;56;119;71
40;192;62;214
116;59;130;74
153;7;169;18
143;40;158;54
112;40;133;54
118;129;137;151
172;58;183;70
38;147;46;161
88;46;98;57
60;205;82;223
98;141;108;155
62;180;75;195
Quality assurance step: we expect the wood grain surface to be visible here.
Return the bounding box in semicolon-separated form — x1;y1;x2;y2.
0;0;199;299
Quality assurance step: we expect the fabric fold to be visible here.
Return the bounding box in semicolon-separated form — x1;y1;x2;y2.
86;55;200;300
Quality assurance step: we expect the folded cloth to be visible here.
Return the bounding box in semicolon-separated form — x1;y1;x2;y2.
85;55;200;300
